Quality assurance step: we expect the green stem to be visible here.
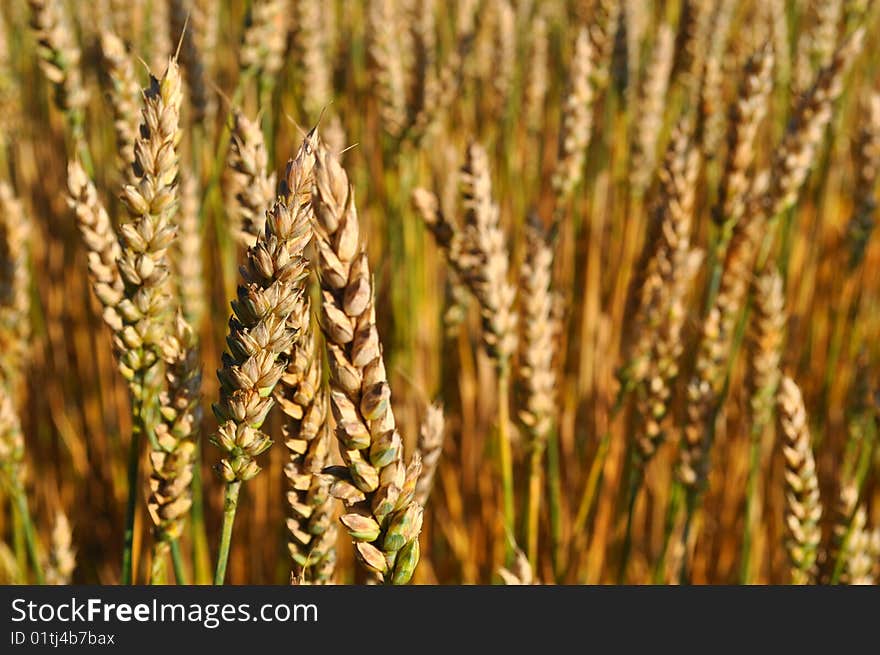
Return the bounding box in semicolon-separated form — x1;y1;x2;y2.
121;379;146;585
190;440;211;584
214;480;241;585
617;463;643;584
170;538;188;585
677;493;697;585
10;478;44;584
12;498;25;583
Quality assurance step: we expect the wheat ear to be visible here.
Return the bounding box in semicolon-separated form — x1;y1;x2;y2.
778;376;823;585
44;511;76;585
0;186;41;582
312;146;423;584
224;110;277;248
517;219;559;565
414;402;445;508
99;31;142;183
275;299;336;584
212;135;315;584
845;90;880;268
0;182;33;390
148;313;201;583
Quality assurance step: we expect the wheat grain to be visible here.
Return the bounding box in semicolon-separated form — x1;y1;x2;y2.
698;0;736;158
626;120;700;390
627;122;702;461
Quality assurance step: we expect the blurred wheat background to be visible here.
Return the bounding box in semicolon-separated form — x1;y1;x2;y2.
0;0;879;585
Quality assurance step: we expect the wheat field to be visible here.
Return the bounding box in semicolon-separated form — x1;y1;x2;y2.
0;0;878;585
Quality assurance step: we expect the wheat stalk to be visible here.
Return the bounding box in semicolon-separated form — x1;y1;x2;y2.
458;143;518;366
552;27;595;202
413;402;445;509
275;299;336;584
778;376;823;585
239;0;286;78
172;173;206;330
714;43;775;232
291;0;332;119
148;313;201;583
630;23;675;196
517;219;559;565
793;0;843;94
27;0;88;115
44;511;75;585
368;0;408;138
524;15;548;135
170;0;210;124
99;31;142;183
212;134;315;584
312;145;423;584
766;28;865;218
0;182;33;390
0;7;19;138
114;57;185;584
224;110;277;248
741;266;786;582
66;161;125;334
845;90;880;268
0;384;42;583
